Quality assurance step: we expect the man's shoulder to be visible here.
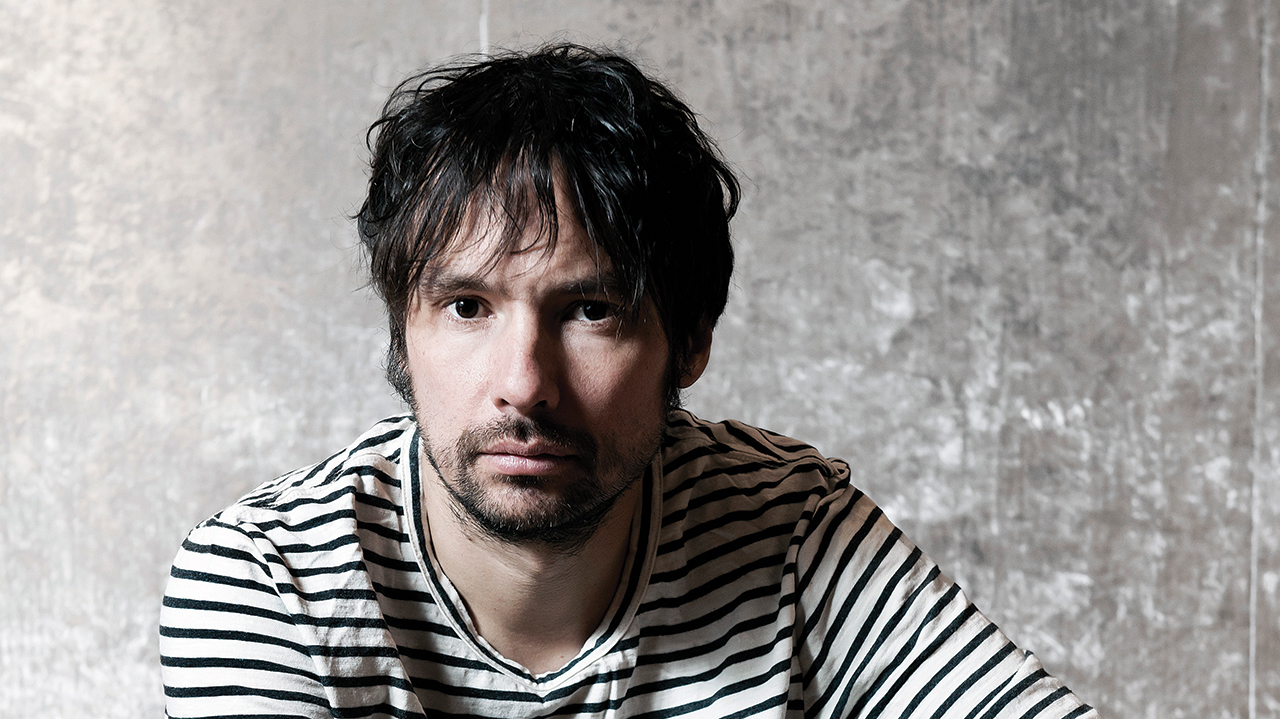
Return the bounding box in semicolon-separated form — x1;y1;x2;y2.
204;414;417;532
662;409;851;495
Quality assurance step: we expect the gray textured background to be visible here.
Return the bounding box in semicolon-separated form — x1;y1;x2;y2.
2;1;1278;716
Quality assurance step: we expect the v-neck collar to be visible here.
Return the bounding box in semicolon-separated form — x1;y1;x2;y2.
400;427;661;691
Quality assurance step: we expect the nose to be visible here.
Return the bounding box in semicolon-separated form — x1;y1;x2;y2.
490;313;560;414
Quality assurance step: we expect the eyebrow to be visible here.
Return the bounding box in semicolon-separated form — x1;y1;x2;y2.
560;276;628;299
416;270;494;299
417;269;630;302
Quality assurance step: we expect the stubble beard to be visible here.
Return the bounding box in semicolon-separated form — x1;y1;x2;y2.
419;414;663;554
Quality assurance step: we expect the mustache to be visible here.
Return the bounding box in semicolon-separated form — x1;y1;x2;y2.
454;415;599;466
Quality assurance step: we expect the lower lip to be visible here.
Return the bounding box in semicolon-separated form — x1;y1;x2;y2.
480;453;575;476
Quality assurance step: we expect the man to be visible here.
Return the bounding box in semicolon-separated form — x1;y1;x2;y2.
160;44;1097;718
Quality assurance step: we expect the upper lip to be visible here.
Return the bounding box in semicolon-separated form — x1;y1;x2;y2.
482;440;574;457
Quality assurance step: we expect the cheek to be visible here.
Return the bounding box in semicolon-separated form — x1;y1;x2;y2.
571;341;668;419
404;327;436;393
404;325;479;422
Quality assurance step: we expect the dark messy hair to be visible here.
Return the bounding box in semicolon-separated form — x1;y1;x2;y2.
355;43;739;406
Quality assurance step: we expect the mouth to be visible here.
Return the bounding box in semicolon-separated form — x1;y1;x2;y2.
477;440;578;476
484;439;574;457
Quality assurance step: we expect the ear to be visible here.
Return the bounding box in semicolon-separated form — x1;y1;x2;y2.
678;328;713;389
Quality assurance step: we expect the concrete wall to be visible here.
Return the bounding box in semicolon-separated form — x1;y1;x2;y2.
2;1;1276;716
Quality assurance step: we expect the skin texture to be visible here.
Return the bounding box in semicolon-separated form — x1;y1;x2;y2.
402;190;710;672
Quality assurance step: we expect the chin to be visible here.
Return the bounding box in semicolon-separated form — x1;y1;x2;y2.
452;470;629;551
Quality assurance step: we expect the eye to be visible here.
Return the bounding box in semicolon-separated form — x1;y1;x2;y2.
572;301;616;322
448;298;483;319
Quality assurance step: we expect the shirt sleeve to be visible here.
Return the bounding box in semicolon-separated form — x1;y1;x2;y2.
159;519;332;718
793;481;1099;719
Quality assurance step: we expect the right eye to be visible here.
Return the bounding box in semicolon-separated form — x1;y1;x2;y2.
448;298;482;319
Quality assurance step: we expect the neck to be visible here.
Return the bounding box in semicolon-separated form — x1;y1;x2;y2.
421;471;642;674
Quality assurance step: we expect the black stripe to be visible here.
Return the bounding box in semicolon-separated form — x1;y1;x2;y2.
274;584;379;602
902;623;999;716
356;519;409;543
348;426;411;457
159;625;313;655
658;441;728;480
720;692;791;719
863;604;980;718
395;645;494;671
636;582;782;638
342;463;403;489
962;671;1019;719
270;558;367;578
256;503;356;532
273;533;362;555
675;455;799;492
545;657;792;718
180;535;270;576
162;596;295;625
168;566;275;596
160;655;321;682
370;580;436;604
927;639;1017;719
1019;686;1072;719
660;454;792;502
795;489;869;597
750;423;817;452
977;669;1050;719
161;624;401;658
391;674;541;702
635;624;793;692
256;446;347;499
1061;704;1094;719
331;702;427;719
413;665;639;709
636;606;787;666
354;488;404;513
803;545;922;685
805;565;941;714
721;421;797;463
631;657;792;719
638;552;786;612
163;684;330;708
163;596;388;629
359;547;419;572
834;585;965;718
684;458;830;507
658;487;817;552
796;504;884;624
381;612;457;636
651;522;794;585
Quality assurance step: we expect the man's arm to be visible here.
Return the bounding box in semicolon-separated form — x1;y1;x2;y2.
794;483;1097;719
159;519;332;718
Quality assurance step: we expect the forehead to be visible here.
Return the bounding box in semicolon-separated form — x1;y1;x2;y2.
420;206;617;293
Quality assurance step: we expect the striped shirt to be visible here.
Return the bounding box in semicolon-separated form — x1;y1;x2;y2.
160;411;1097;718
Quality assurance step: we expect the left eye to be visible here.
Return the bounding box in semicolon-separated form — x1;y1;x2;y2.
574;301;614;322
449;298;483;319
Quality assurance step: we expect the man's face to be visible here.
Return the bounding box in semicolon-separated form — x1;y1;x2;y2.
403;197;671;550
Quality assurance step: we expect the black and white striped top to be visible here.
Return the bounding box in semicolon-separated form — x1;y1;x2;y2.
160;411;1097;718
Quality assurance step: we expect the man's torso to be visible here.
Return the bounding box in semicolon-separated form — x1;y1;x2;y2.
160;411;1093;719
